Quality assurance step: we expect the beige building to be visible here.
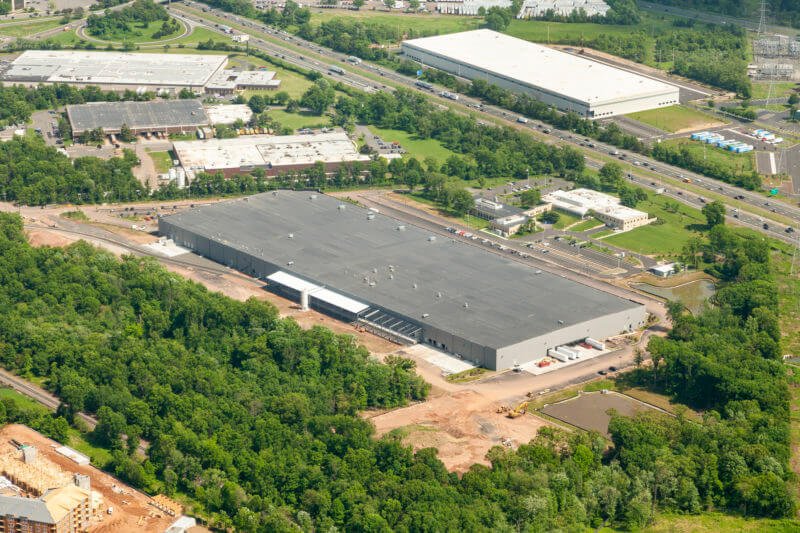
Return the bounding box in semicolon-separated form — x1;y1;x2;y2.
543;188;653;231
0;485;91;533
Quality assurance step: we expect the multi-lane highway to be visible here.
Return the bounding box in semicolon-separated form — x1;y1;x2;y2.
172;2;799;244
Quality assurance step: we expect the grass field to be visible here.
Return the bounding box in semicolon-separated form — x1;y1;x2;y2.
164;26;220;47
87;18;185;44
627;105;726;133
603;193;706;256
269;108;330;130
551;210;582;230
0;19;64;38
569;217;605;232
662;138;756;175
146;150;173;173
643;513;800;532
366;125;456;162
307;9;482;35
37;28;84;46
750;80;798;101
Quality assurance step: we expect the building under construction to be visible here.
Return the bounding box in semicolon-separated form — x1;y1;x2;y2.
158;191;646;370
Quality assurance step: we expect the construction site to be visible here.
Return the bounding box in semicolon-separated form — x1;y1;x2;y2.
0;424;194;533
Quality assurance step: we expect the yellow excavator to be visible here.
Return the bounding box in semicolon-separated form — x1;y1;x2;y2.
506;401;529;419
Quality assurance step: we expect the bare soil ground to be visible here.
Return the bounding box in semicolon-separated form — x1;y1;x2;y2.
0;424;174;533
369;389;551;472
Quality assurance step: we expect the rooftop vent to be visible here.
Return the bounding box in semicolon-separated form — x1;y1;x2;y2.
288;233;294;239
558;320;564;325
422;313;430;318
396;225;406;231
463;302;469;308
338;204;346;211
287;261;294;266
436;292;442;299
413;283;418;289
428;236;436;242
367;213;375;220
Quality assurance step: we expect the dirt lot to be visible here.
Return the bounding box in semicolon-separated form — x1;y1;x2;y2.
369;389;551;472
0;424;175;532
541;391;664;437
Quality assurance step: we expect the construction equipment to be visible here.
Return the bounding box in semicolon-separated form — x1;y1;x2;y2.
506;401;529;419
496;405;510;414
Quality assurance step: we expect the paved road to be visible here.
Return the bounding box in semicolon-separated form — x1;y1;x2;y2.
174;2;800;244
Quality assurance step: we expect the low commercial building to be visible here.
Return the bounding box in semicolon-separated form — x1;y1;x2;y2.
205;69;281;95
65;100;210;137
471;197;552;237
435;0;512;15
205;104;254;125
543;188;653;231
517;0;610;18
172;132;371;177
401;30;679;118
0;51;280;95
158;191;647;370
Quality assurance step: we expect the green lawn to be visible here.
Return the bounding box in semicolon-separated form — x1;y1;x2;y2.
269;108;330;131
164;25;220;47
87;18;186;44
569;217;605;232
551;210;582;230
0;19;64;38
146;150;173;173
307;9;482;36
644;513;800;532
627;105;726;133
662;138;756;175
0;387;47;412
366;125;456;163
243;65;313;99
603;194;707;256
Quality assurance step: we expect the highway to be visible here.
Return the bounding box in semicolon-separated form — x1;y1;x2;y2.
172;2;800;246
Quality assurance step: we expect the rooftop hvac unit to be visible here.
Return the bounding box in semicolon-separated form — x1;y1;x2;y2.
428;235;436;242
397;225;406;231
338;204;346;211
436;292;442;298
288;233;294;239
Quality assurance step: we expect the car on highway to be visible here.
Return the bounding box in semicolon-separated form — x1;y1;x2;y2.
598;370;608;376
763;223;770;230
786;227;794;233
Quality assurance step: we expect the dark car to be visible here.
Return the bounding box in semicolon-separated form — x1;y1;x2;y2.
785;227;794;233
598;370;608;376
608;366;618;372
763;223;769;230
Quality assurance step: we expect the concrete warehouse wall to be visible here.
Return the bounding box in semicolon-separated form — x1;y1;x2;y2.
401;43;678;118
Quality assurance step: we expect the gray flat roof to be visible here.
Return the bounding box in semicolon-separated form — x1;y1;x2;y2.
402;30;678;106
161;192;641;349
66;100;210;133
1;51;227;87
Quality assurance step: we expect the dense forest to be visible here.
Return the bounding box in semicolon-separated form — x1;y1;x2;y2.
86;0;174;40
0;136;143;205
0;183;792;529
645;0;800;28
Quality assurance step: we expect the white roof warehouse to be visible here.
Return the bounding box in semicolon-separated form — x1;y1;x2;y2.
401;29;679;118
0;51;280;95
173;132;371;177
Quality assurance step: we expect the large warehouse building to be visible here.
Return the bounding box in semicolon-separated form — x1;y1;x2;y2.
66;99;210;137
172;132;371;177
401;29;679;118
0;51;281;95
158;191;646;370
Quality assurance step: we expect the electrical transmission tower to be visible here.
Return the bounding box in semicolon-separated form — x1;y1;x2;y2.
757;0;768;36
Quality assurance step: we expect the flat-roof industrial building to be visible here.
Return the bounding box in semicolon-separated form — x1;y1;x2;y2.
401;29;679;118
66;100;210;137
0;51;280;95
543;188;653;231
172;132;371;177
158;191;646;370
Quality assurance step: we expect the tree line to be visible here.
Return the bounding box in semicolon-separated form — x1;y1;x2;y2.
645;0;800;29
